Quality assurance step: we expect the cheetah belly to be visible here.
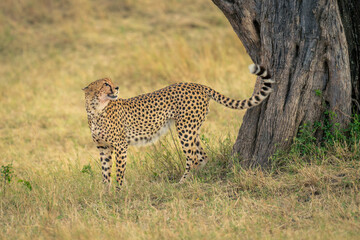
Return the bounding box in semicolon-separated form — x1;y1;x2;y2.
127;119;174;146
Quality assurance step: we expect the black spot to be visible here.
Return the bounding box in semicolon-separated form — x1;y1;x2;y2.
264;82;271;88
257;66;265;76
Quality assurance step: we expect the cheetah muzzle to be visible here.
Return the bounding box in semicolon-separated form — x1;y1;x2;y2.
83;64;275;189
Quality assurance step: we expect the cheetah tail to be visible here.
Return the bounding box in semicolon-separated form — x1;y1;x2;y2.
207;64;275;110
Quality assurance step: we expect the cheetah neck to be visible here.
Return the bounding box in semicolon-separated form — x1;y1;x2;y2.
85;96;110;124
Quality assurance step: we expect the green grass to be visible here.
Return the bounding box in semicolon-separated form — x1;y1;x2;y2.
1;0;360;239
1;138;360;239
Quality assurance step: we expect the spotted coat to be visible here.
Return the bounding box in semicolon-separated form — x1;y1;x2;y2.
83;64;274;188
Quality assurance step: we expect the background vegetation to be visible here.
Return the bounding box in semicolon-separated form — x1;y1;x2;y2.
0;0;359;239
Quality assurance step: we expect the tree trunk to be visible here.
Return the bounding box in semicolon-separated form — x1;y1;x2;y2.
211;0;360;167
337;0;360;112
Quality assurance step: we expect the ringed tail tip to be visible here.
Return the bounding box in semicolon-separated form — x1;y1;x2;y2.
249;63;271;79
248;64;257;74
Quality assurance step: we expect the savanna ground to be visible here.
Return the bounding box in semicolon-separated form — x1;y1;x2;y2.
0;0;360;239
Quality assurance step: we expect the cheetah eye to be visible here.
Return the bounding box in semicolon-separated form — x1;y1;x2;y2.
104;83;110;88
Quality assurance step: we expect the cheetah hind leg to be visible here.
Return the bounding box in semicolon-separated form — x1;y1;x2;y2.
178;136;207;184
185;136;208;183
178;145;197;184
177;132;198;184
194;136;208;169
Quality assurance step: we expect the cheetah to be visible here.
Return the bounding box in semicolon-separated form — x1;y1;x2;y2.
83;64;274;188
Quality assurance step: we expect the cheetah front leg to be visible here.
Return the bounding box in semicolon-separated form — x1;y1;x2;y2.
113;143;129;190
97;145;113;187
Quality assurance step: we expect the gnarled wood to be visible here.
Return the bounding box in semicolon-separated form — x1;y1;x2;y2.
212;0;359;167
337;0;360;113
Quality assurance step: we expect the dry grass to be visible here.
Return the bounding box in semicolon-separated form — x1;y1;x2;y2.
1;0;360;239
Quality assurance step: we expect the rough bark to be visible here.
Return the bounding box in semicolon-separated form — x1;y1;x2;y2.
337;0;360;113
211;0;359;167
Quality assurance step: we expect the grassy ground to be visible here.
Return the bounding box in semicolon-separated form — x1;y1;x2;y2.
0;0;359;239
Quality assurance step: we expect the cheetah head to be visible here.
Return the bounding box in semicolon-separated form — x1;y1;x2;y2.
82;78;119;101
83;78;119;114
